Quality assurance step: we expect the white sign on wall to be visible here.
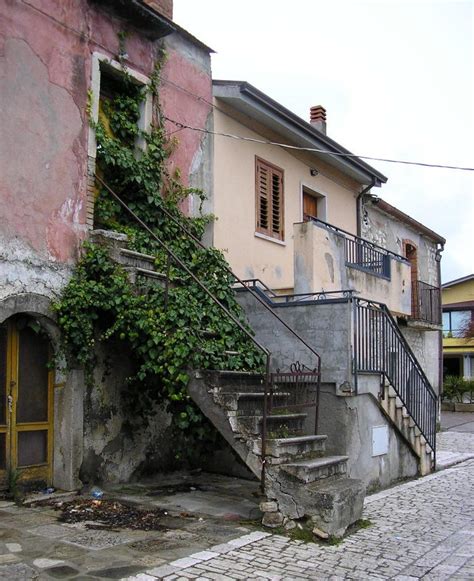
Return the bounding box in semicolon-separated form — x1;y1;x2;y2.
372;425;389;456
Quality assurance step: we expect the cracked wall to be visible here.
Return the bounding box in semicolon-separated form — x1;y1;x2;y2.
80;340;172;485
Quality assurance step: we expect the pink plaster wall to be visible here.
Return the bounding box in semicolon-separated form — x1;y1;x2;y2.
160;49;213;193
0;0;211;263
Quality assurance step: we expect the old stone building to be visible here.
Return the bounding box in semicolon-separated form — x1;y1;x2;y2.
0;0;212;490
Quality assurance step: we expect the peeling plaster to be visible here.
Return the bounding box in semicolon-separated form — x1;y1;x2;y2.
0;38;85;262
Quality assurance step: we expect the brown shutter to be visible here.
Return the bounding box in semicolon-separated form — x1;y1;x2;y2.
256;160;270;232
256;157;284;241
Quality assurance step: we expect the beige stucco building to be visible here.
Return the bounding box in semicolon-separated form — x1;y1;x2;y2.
212;81;387;293
208;80;445;491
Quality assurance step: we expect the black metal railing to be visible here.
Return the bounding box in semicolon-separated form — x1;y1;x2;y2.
241;279;355;304
353;298;437;457
413;281;442;325
95;176;321;492
308;217;409;279
345;238;391;278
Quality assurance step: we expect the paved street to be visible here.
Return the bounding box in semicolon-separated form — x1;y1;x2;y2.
131;443;474;581
0;427;473;580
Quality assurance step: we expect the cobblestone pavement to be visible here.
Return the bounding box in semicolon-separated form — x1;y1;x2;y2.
0;432;473;580
126;432;474;581
436;427;474;469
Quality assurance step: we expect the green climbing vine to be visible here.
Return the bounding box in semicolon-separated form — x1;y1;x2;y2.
54;47;264;465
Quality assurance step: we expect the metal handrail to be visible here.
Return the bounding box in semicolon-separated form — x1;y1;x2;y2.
353;297;437;458
241;280;356;304
95;176;322;491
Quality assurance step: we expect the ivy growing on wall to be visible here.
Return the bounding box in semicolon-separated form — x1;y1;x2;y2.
54;50;264;464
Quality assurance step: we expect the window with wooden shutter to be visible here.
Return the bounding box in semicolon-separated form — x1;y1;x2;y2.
255;157;284;241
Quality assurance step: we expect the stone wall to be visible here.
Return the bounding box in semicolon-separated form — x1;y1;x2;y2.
361;201;440;288
361;199;442;393
81;340;172;484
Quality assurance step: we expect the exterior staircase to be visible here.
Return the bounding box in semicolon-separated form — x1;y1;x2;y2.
188;370;365;537
354;298;437;474
379;380;433;475
91;229;168;286
239;281;438;476
90;184;367;538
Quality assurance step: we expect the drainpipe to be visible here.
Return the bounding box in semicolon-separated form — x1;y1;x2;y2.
356;178;377;237
435;243;445;404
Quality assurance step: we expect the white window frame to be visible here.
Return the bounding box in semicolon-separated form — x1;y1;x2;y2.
88;52;153;159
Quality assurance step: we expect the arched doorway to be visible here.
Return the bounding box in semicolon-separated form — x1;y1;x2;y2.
0;315;54;489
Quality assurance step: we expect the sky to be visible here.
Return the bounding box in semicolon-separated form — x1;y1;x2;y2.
174;0;473;283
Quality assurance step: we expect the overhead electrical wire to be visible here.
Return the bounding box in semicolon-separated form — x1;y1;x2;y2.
159;76;474;173
19;1;473;173
163;116;474;173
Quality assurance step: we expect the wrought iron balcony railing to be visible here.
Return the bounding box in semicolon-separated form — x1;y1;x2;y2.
309;217;409;279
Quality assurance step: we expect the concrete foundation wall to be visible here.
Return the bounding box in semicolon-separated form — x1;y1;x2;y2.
237;292;353;390
319;382;418;492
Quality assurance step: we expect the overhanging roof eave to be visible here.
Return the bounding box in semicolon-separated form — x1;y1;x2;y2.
213;80;387;186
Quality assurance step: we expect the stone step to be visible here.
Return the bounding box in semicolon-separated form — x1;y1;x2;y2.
237;412;307;436
203;370;266;392
220;392;289;413
280;455;349;483
119;248;156;270
250;435;327;464
124;266;167;286
299;477;366;538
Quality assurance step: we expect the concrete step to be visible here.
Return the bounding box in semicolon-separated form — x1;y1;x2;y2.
125;266;168;286
280;455;348;483
220;392;288;414
119;248;156;270
238;412;307;436
250;435;327;463
203;370;266;392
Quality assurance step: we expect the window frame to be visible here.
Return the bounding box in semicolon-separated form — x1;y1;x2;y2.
443;309;472;337
88;53;153;160
255;156;285;242
87;53;153;229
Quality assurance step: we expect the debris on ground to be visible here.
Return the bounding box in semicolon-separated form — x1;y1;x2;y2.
53;498;168;531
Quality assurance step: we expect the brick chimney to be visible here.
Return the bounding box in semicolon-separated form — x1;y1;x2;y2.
142;0;173;20
310;105;327;134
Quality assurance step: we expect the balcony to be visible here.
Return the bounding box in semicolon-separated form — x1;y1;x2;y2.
412;280;442;326
293;218;412;316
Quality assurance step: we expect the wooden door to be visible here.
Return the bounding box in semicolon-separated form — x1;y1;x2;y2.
303;192;318;221
0;319;53;488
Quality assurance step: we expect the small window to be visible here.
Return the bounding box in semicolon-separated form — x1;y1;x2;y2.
255;157;284;241
443;310;472;337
